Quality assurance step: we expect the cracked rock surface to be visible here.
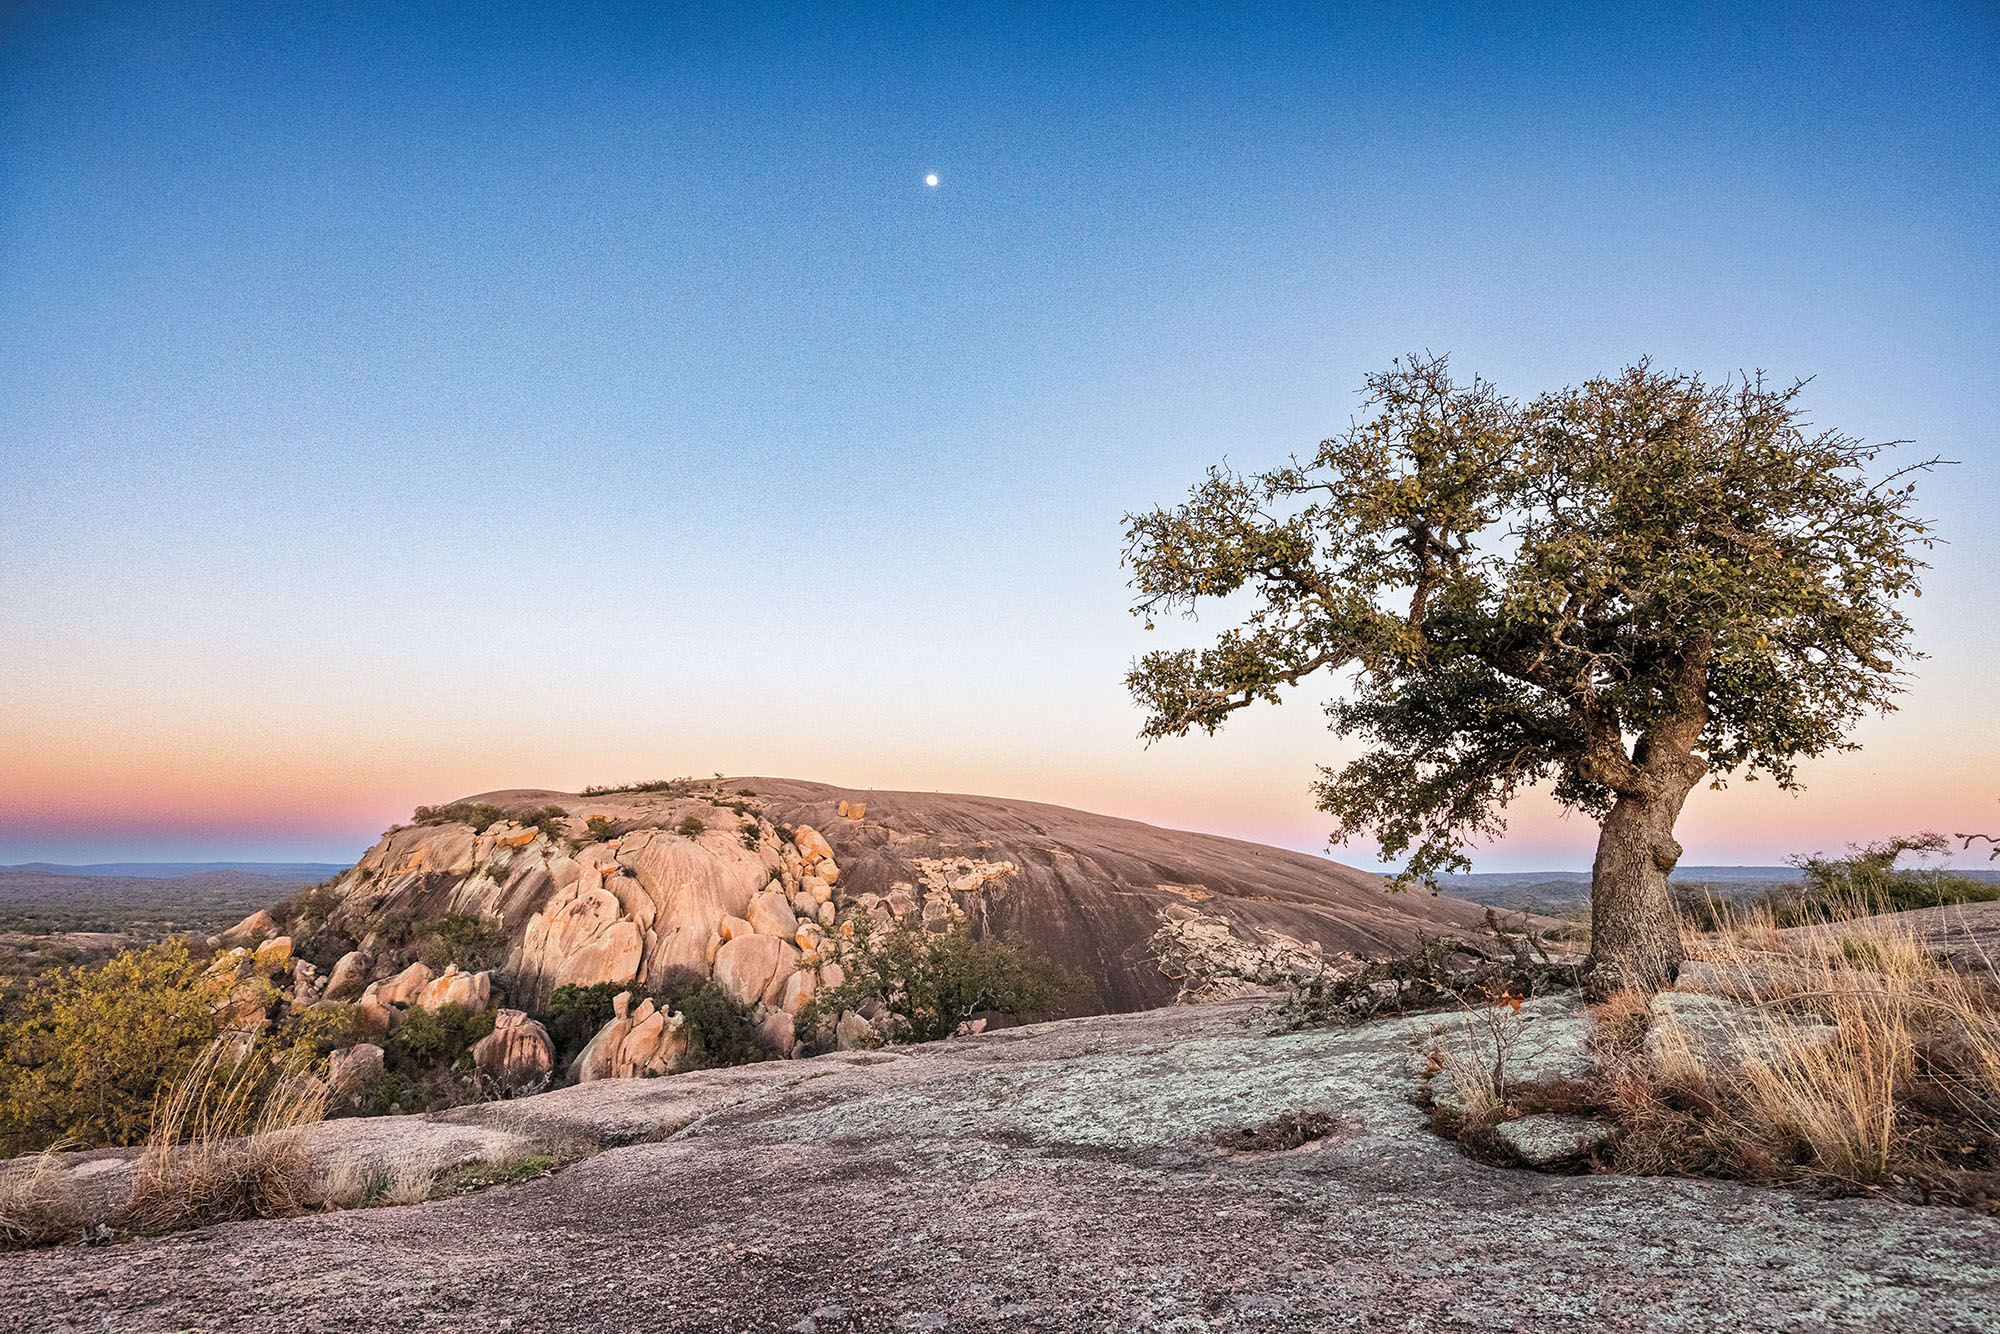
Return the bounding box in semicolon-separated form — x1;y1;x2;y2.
4;997;1995;1332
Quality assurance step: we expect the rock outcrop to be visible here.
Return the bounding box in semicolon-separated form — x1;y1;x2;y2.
232;776;1511;1092
471;1010;555;1094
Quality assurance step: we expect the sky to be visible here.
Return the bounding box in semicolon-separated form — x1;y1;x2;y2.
1;2;1995;870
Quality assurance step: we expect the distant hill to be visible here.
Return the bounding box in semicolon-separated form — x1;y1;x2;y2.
1;861;349;880
1439;865;2000;912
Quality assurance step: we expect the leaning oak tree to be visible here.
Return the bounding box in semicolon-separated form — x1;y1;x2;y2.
1124;357;1936;994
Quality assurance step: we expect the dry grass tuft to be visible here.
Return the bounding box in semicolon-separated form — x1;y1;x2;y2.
1601;901;2000;1201
0;1144;86;1248
314;1148;440;1209
121;1039;329;1233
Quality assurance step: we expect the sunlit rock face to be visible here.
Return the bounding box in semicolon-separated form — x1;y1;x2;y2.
306;775;1507;1039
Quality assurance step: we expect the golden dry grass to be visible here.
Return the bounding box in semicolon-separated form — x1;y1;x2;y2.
121;1038;329;1233
1606;901;2000;1193
0;1143;85;1248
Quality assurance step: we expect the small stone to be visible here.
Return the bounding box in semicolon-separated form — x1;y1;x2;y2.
1493;1114;1611;1166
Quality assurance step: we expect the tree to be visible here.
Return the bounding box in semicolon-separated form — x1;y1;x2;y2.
0;942;217;1153
1123;357;1935;994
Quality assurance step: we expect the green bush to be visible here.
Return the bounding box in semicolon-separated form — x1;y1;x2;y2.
655;972;764;1070
1790;833;1997;919
677;816;706;839
543;982;625;1062
413;801;507;832
0;942;218;1154
514;805;570;842
416;913;509;972
802;919;1074;1045
584;815;619;842
386;1003;495;1072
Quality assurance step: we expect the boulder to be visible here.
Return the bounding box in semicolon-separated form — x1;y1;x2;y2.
778;968;815;1014
471;1010;556;1095
1648;990;1839;1069
713;934;798;1009
417;966;491;1014
793;825;834;866
758;1010;796;1056
804;876;832;904
253;936;293;972
219;909;278;949
573;1016;631;1083
818;860;840;886
819;961;846;990
327;1043;385;1094
354;996;397;1037
835;1011;876;1051
325;950;372;1001
747;891;800;939
617;1005;686;1077
837;800;866;820
718;914;756;942
372;961;433;1007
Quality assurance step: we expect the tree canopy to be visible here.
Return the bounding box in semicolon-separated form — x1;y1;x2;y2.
1124;357;1936;957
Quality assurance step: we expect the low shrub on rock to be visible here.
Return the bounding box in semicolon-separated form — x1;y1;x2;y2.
543;982;625;1064
804;919;1073;1045
655;971;764;1070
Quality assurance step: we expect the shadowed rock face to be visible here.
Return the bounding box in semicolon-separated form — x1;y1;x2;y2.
736;777;1499;1011
336;777;1501;1016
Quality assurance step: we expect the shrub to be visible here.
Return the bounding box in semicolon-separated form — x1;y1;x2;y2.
386;1003;495;1072
543;982;625;1062
581;778;691;796
275;883;342;931
803;919;1073;1045
413;801;507;832
655;973;764;1070
514;804;570;842
1789;833;1998;919
0;942;218;1155
416;913;508;972
677;815;706;839
584;815;619;842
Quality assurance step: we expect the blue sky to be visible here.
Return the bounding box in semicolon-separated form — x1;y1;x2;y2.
2;2;1995;868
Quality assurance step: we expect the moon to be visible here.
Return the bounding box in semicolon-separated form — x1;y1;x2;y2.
925;173;939;187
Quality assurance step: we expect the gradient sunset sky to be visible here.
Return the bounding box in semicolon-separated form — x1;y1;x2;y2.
2;3;1995;870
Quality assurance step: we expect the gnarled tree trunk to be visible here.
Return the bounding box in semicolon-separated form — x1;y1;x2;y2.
1587;791;1690;998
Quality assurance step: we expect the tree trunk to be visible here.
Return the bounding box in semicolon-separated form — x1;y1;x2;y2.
1587;792;1689;997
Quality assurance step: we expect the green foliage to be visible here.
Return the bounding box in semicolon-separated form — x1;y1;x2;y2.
1124;356;1937;885
0;942;218;1154
415;913;509;972
1790;834;1998;921
411;801;567;841
543;982;625;1061
655;972;764;1070
739;820;763;850
275;883;341;930
414;801;507;832
584;815;619;842
514;805;570;842
804;918;1074;1045
582;778;692;796
677;816;706;839
385;1003;495;1073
